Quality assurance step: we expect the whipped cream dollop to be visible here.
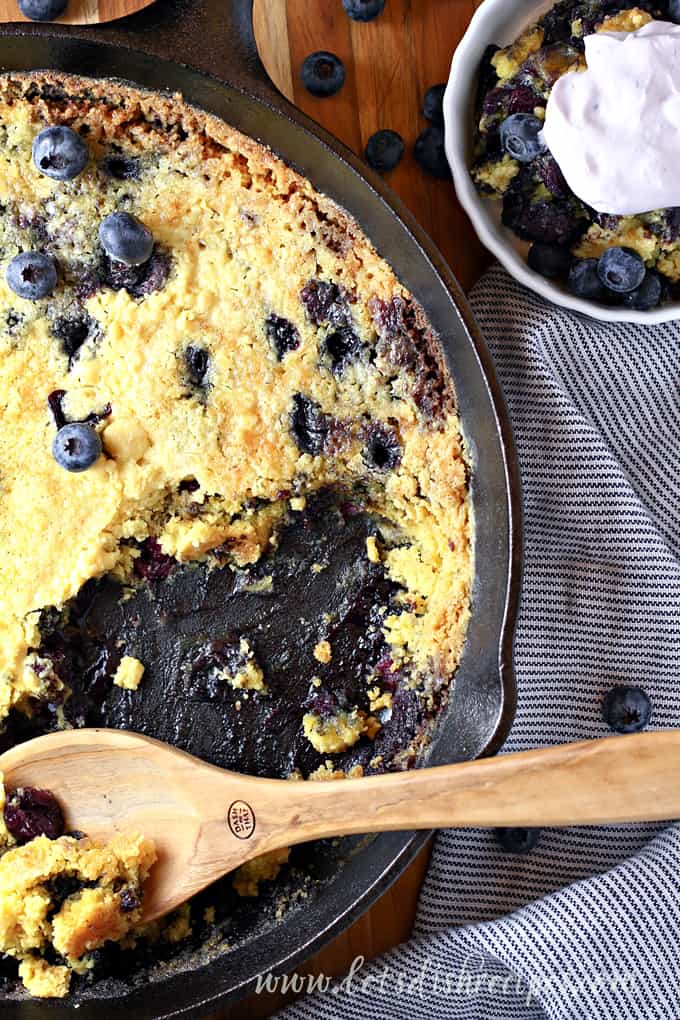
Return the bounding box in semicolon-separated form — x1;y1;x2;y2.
543;21;680;215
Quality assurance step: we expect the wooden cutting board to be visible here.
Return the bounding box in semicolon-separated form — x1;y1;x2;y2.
252;0;488;292
0;0;154;23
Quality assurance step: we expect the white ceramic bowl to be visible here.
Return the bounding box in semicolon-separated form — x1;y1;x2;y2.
443;0;680;324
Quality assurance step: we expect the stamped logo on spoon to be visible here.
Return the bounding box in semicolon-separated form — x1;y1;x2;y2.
227;800;256;839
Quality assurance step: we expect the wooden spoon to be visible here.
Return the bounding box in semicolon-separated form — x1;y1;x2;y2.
2;728;679;923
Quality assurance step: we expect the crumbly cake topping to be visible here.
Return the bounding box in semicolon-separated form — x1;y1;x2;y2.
0;823;155;998
0;71;471;998
0;71;470;742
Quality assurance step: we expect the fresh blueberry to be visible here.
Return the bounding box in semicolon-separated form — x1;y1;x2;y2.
528;242;572;279
423;84;446;125
602;685;652;733
622;270;663;311
52;422;102;473
568;259;607;302
4;786;64;844
496;827;540;853
32;124;88;181
99;212;154;267
301;52;346;98
414;126;451;180
597;247;646;294
185;345;210;388
365;130;404;172
669;0;680;23
500;113;546;163
266;314;300;359
6;251;57;300
342;0;385;20
19;0;68;19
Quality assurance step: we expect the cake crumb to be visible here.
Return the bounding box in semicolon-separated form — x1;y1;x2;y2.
313;640;332;664
366;536;381;564
219;638;266;691
368;686;393;712
18;957;70;999
303;709;370;753
309;760;365;781
233;847;290;898
113;656;145;691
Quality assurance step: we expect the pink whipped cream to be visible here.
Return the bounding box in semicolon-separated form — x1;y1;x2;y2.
543;21;680;215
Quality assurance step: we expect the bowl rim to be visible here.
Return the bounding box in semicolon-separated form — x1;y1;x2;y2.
443;0;680;325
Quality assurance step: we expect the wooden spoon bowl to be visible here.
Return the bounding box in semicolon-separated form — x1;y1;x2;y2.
2;728;679;923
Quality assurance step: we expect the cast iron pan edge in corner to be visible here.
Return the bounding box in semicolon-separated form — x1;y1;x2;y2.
0;3;522;1017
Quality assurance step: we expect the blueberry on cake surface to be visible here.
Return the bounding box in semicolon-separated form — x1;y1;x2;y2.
0;71;471;997
472;0;680;308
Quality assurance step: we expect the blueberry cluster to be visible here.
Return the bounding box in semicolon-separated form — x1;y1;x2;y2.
299;0;388;99
297;1;450;182
414;86;451;181
3;124;165;473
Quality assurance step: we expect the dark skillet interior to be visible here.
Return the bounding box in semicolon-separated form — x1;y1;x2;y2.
0;5;521;1018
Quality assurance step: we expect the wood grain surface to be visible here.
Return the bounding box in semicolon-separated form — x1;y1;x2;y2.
226;2;487;1016
0;0;155;24
253;0;488;291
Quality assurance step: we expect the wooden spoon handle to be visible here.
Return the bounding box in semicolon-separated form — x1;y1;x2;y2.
247;732;680;855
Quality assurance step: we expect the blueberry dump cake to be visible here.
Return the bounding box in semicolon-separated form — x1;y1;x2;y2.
0;74;471;997
0;779;155;998
472;1;680;309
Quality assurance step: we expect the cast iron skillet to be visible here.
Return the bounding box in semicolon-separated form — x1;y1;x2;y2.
0;2;522;1017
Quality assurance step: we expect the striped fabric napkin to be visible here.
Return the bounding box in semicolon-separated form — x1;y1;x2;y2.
278;265;680;1020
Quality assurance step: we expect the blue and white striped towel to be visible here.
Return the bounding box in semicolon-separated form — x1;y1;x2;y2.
279;266;680;1020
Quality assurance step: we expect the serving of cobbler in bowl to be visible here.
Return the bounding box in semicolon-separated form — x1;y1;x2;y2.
446;0;680;320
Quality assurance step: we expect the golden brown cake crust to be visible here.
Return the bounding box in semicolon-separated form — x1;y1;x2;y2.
0;70;471;998
0;68;471;713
